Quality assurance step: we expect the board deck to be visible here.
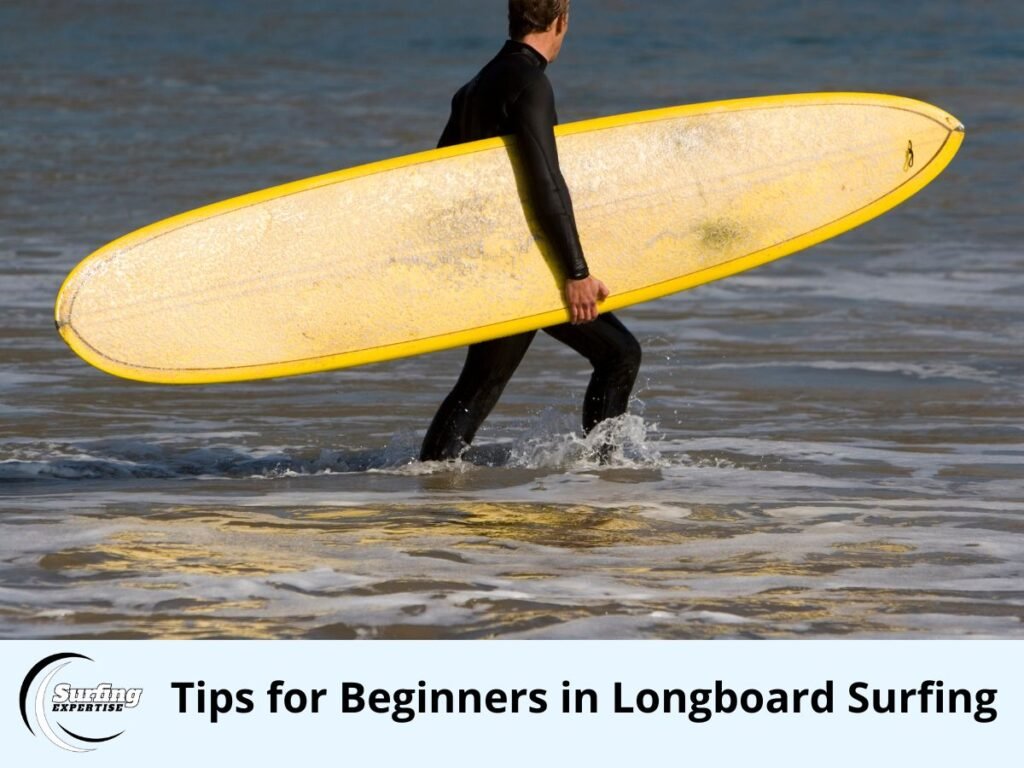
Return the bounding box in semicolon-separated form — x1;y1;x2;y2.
55;92;964;384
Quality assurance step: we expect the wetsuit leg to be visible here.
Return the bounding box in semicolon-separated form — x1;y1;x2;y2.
542;312;642;432
420;331;537;461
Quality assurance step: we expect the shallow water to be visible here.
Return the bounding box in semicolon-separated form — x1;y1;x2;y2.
2;0;1022;638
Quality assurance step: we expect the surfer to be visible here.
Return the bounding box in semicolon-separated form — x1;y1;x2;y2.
420;0;642;461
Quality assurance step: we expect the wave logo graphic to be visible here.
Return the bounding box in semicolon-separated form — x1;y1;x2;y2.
19;652;143;753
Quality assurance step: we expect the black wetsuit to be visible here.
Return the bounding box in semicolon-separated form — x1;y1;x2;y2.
420;40;641;461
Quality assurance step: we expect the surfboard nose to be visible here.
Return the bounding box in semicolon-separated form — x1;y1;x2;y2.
900;96;964;136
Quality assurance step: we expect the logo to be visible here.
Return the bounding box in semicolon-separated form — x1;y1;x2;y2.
19;653;143;753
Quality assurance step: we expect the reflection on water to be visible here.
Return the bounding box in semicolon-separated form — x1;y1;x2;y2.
2;0;1024;638
3;493;1020;639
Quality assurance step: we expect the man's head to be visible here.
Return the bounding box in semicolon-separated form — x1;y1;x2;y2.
509;0;570;61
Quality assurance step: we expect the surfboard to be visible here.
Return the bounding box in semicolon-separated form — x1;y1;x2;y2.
55;92;964;384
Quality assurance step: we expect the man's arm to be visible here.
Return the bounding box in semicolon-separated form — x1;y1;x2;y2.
509;75;609;322
508;74;588;279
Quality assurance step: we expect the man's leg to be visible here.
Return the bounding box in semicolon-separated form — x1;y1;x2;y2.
542;312;641;432
420;331;537;461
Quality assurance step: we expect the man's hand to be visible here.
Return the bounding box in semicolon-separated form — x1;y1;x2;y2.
565;275;610;324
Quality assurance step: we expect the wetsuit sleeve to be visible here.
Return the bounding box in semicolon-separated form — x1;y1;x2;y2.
437;88;464;148
508;75;590;280
437;114;459;148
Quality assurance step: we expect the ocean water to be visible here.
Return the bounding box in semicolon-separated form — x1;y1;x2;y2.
1;0;1022;639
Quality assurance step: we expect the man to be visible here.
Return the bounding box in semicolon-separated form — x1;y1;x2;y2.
420;0;641;461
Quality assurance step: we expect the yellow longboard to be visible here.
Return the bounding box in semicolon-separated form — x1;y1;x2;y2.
55;92;964;384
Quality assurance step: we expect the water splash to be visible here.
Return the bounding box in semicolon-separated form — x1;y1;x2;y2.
507;413;664;470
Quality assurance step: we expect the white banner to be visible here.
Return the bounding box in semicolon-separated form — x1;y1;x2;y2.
3;641;1018;766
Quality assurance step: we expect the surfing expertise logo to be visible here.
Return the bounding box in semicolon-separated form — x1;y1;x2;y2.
19;653;143;753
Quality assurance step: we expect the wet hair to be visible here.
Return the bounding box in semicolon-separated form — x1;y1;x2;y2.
508;0;569;40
